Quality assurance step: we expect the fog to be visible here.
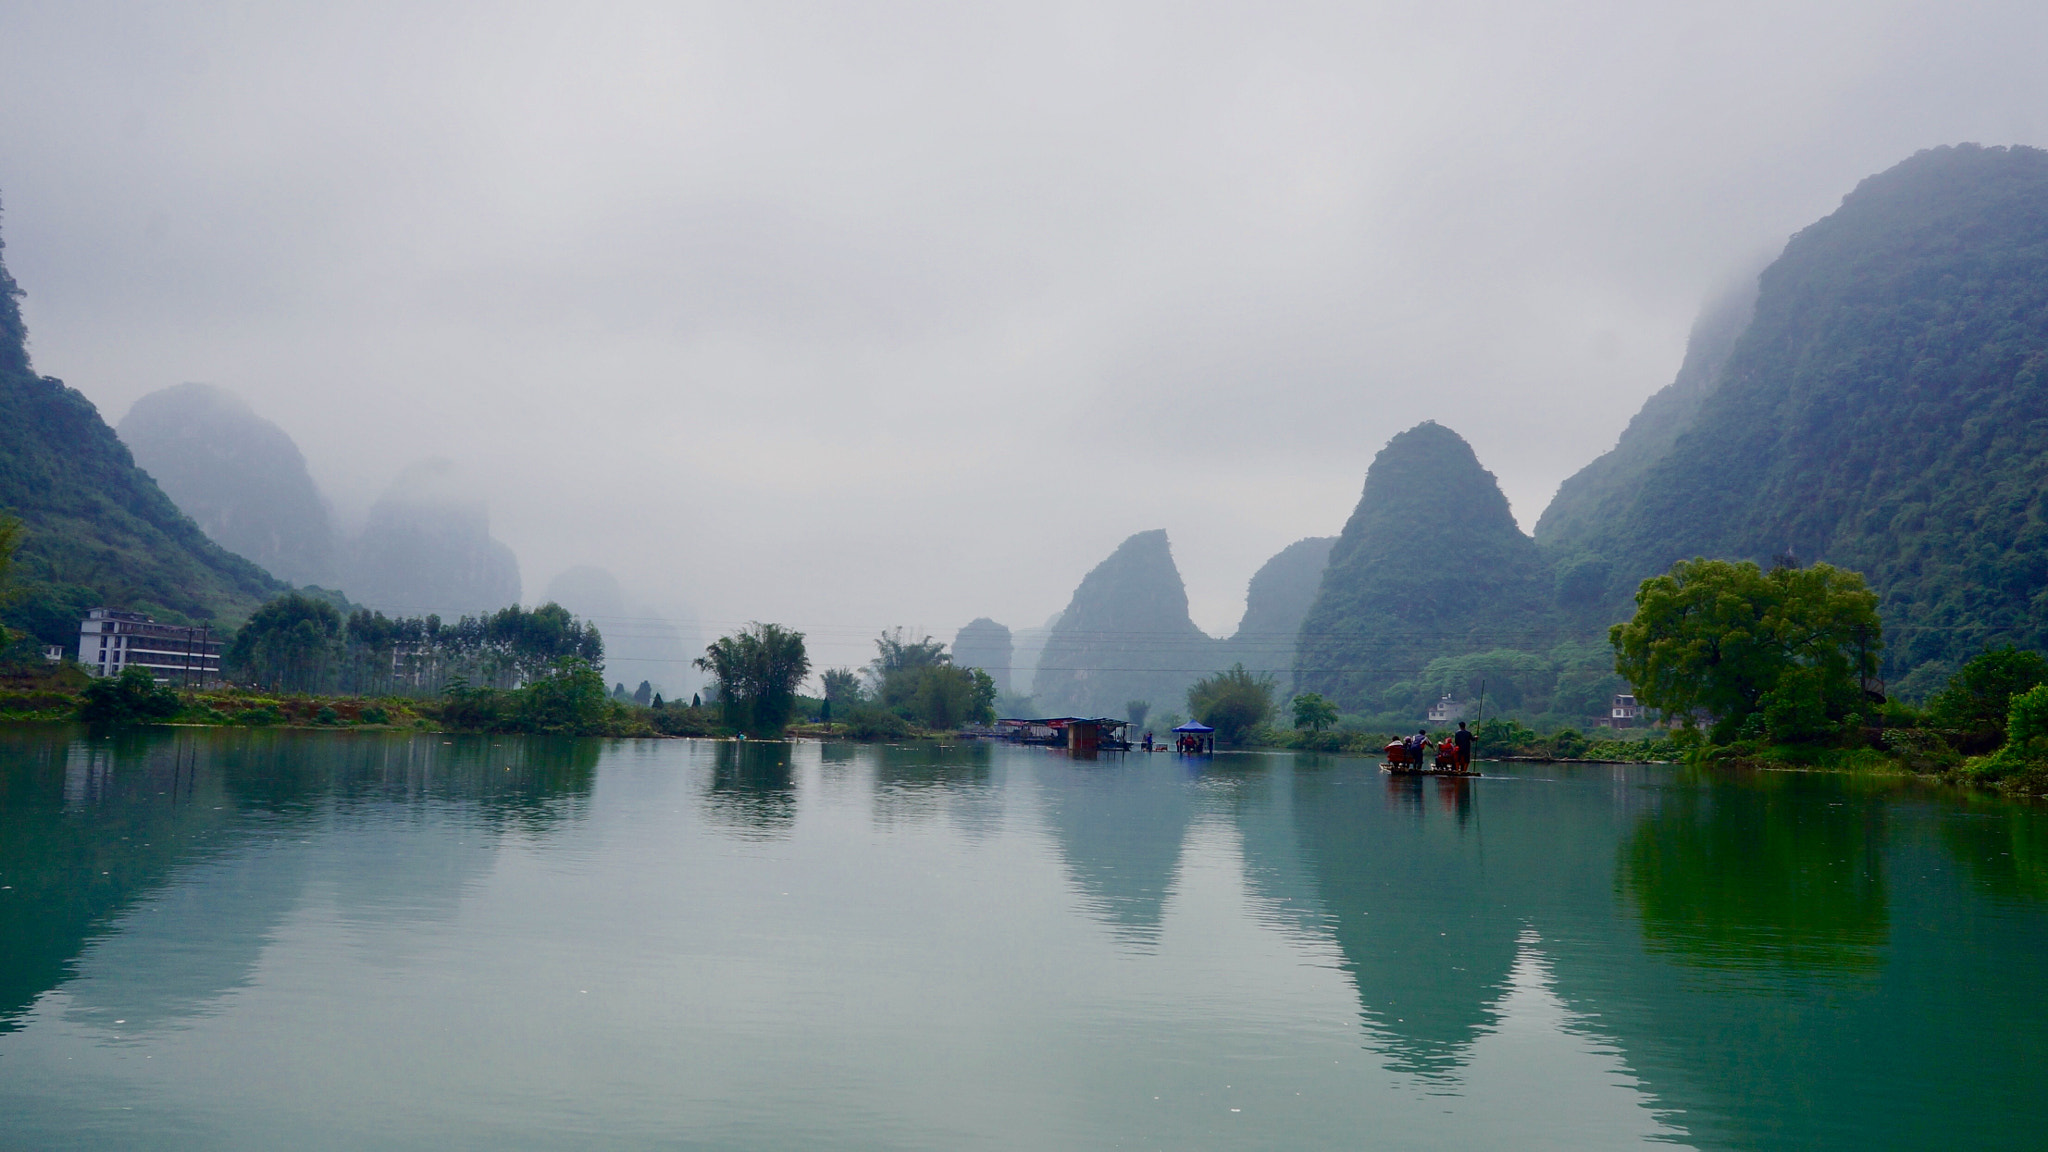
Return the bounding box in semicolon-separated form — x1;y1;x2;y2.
2;0;2043;671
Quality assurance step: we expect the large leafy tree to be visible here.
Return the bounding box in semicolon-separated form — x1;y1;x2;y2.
1187;663;1275;745
1609;559;1881;743
695;622;811;735
227;592;344;693
1292;692;1339;733
1926;647;2048;737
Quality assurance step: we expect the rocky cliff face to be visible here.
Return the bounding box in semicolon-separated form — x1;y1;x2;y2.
118;383;339;588
348;459;521;619
1031;530;1221;717
951;617;1014;695
1294;423;1553;713
1224;536;1336;684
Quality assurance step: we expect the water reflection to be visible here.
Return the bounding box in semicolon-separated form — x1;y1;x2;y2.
702;740;797;838
1035;753;1192;948
1940;799;2048;905
0;726;601;1035
1621;774;1888;972
869;743;1000;837
1286;766;1523;1081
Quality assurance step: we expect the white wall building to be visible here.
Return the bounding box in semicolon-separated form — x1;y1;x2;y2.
78;608;222;684
1610;693;1644;728
1426;695;1466;723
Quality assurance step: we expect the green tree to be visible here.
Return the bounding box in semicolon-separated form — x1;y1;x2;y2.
516;657;611;733
1927;647;2048;737
821;667;865;705
1125;700;1150;731
867;627;948;688
1610;559;1880;743
695;622;811;735
78;666;182;725
878;664;995;729
1292;691;1339;733
1187;663;1275;745
227;592;344;692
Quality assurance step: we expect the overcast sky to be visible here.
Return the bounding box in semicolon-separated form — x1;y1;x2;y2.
3;0;2044;670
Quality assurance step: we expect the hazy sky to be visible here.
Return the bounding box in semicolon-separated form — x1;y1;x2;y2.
3;1;2044;670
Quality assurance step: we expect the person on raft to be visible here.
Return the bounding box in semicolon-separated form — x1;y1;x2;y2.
1435;736;1459;770
1404;729;1429;767
1453;721;1475;770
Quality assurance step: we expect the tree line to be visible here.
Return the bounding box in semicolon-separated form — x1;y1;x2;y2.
227;593;603;696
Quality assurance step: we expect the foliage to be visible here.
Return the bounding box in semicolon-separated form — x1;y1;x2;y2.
436;657;633;736
1125;700;1150;731
1291;692;1338;732
882;664;996;729
695;622;811;736
1294;422;1558;714
0;512;17;649
226;595;603;696
1926;646;2048;738
821;667;865;704
1551;145;2048;697
0;225;280;645
858;630;995;729
76;666;182;725
1611;559;1881;743
840;704;918;741
866;628;948;687
1186;663;1274;745
226;592;344;693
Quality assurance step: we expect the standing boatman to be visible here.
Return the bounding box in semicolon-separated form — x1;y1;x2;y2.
1453;720;1475;771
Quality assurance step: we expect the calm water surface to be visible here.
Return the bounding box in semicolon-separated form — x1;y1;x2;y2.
2;726;2044;1150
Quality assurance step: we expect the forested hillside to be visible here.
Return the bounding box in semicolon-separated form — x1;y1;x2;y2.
0;222;280;648
1552;143;2048;697
1294;423;1568;720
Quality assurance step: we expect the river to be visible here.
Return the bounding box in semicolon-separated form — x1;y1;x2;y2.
1;726;2042;1149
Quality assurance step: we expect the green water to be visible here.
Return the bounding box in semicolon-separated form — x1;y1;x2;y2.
1;727;2044;1150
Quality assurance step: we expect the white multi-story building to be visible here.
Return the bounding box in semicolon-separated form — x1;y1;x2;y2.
1611;693;1644;728
78;608;222;684
1426;695;1465;723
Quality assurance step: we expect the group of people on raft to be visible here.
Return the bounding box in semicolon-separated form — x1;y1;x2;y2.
1140;731;1214;754
1387;720;1476;771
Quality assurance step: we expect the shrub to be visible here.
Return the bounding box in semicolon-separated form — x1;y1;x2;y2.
77;668;182;725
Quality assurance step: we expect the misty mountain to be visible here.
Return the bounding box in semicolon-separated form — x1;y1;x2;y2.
1031;530;1221;718
1546;143;2048;697
542;565;700;697
951;617;1013;695
1534;279;1756;557
117;383;339;587
1223;536;1335;683
0;226;280;647
347;459;521;619
1009;611;1060;700
1294;422;1554;715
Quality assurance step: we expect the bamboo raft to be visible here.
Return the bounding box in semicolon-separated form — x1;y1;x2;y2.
1381;742;1482;778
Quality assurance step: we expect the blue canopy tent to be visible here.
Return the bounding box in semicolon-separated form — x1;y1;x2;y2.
1171;720;1215;754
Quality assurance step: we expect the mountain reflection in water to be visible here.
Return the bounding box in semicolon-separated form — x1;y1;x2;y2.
2;731;2045;1150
